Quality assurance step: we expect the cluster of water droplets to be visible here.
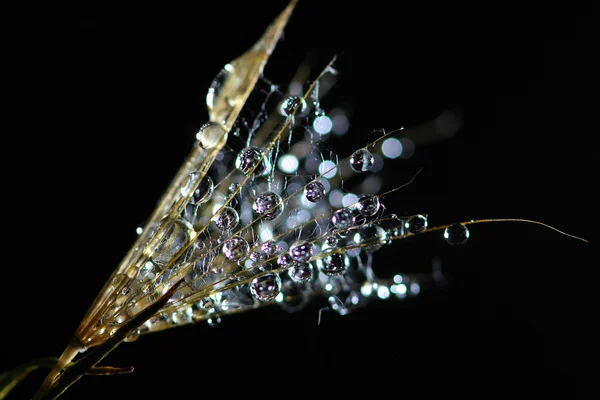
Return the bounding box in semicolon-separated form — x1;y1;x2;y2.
91;63;471;345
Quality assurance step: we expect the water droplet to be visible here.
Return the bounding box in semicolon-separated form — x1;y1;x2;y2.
235;147;271;176
194;176;214;204
357;195;380;217
222;236;249;261
261;240;277;255
228;182;240;194
325;235;339;247
250;273;282;302
152;218;194;266
304;180;326;203
196;122;227;149
288;262;314;283
405;214;428;234
206;64;234;114
443;223;470;245
277;253;294;269
280;95;309;118
289;240;313;263
332;208;356;230
318;252;350;276
253;191;283;220
215;207;239;230
349;149;374;172
353;224;387;253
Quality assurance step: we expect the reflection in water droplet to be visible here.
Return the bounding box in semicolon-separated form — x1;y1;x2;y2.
253;191;284;220
288;262;313;283
357;194;380;217
250;273;282;302
318;252;350;276
222;236;249;261
152;218;194;266
443;223;470;245
332;208;355;230
197;122;227;149
405;214;428;234
235;147;271;176
206;64;234;111
349;149;374;172
289;240;313;263
280;95;309;118
353;224;387;253
215;207;239;230
305;180;326;203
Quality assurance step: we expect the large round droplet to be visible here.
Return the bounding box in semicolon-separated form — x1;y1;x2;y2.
235;147;271;176
357;194;380;217
289;240;313;263
250;273;282;302
222;235;249;260
332;208;355;230
304;180;326;203
353;224;387;253
405;214;428;234
152;218;194;266
288;262;313;283
215;207;239;230
196;122;227;149
318;252;350;276
181;173;214;205
280;95;309;118
261;240;277;255
349;149;374;172
277;253;293;269
443;223;470;245
253;191;283;220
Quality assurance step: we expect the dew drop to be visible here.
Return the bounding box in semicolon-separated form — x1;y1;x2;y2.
196;122;227;149
288;262;314;283
304;180;326;203
332;208;356;230
253;191;284;220
261;240;277;255
318;252;350;276
325;235;339;247
215;207;239;230
280;95;309;118
222;235;249;261
152;218;194;266
277;253;294;269
235;147;271;176
404;214;428;234
353;224;387;253
206;64;234;112
250;273;282;302
180;173;214;205
357;194;380;217
349;149;374;172
289;240;313;263
443;223;470;245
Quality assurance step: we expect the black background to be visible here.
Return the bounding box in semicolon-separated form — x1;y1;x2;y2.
2;1;593;399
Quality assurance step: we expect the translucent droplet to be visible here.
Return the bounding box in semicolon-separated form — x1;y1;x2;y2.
332;208;355;230
318;252;350;276
325;235;339;247
353;224;387;253
277;253;293;269
215;207;239;230
222;235;249;261
289;240;313;263
152;218;194;266
235;147;271;176
443;223;470;245
261;240;277;255
357;194;380;217
253;191;283;220
206;64;234;112
250;273;282;302
349;149;374;172
280;95;309;118
405;214;428;234
196;122;227;149
249;251;267;263
304;180;326;203
288;262;313;283
194;176;214;204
